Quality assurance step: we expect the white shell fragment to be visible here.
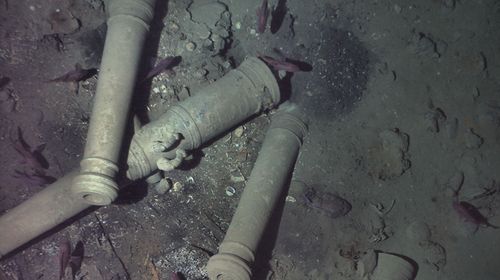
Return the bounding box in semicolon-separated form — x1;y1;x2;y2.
225;186;236;197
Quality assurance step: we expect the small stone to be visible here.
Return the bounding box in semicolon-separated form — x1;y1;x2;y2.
225;186;236;197
472;87;480;101
168;21;180;33
406;221;431;243
464;128;483;149
154;178;172;194
193;68;207;79
234;126;244;138
176;87;190;101
185;41;196;51
172;181;184;192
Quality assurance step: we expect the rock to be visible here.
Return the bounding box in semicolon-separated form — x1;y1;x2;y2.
172;181;184;192
302;187;351;218
167;21;180;33
47;8;80;35
185;41;197;52
406;221;431;243
234;126;244;138
368;129;411;180
413;32;445;58
424;107;446;133
421;241;447;271
154;178;172;194
464;128;483;149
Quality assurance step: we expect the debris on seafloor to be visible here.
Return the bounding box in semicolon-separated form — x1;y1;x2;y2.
301;186;352;219
47;64;97;83
141;56;182;83
256;0;269;33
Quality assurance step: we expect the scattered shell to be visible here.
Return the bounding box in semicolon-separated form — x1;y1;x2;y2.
230;174;245;183
225;186;236;197
172;181;184;192
234;126;244;138
185;41;197;51
464;128;483;149
154;178;172;195
406;221;431;243
371;252;416;280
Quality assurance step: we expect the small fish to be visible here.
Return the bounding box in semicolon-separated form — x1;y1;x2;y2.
141;56;182;83
270;0;287;33
171;272;182;280
69;241;84;278
58;240;71;280
256;0;269;33
48;64;96;83
453;199;498;230
258;54;301;72
0;76;10;90
13;169;55;186
11;127;49;174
